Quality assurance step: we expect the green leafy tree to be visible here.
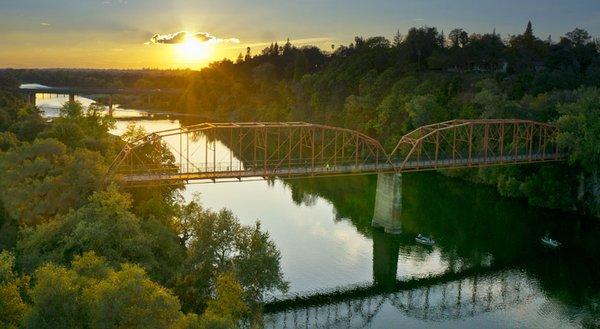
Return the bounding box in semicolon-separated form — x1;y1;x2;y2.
7;105;46;142
449;28;469;48
0;138;106;225
0;251;27;329
18;187;184;283
556;87;600;172
25;263;84;329
41;102;117;155
84;264;183;329
0;131;19;152
404;94;448;127
201;272;248;328
26;252;188;329
176;202;287;312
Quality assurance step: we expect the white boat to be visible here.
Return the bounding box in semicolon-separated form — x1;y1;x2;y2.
416;234;435;246
541;235;561;248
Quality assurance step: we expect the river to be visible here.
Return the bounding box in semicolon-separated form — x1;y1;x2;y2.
36;94;600;328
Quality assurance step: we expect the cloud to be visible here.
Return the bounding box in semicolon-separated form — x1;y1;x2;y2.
147;31;239;45
40;22;50;26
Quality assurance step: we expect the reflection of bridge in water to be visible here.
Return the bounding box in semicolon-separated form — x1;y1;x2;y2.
264;267;536;328
265;228;536;327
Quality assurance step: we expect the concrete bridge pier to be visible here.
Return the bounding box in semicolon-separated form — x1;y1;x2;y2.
372;173;403;234
27;93;36;106
108;94;114;115
68;93;75;103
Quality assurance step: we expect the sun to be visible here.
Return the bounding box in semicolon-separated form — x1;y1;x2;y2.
174;34;212;65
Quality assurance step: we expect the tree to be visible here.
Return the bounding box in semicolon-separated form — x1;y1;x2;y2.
507;21;549;71
524;21;534;42
26;252;187;329
403;26;444;69
565;28;591;47
0;131;19;152
0;251;27;329
0;138;107;225
234;222;289;305
201;272;248;328
175;205;287;312
404;94;448;127
17;186;184;283
85;264;183;329
25;263;84;329
556;86;600;172
392;30;403;47
449;28;469;48
7;105;45;141
40;102;116;154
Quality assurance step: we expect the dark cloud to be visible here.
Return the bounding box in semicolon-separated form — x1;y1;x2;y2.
148;31;239;45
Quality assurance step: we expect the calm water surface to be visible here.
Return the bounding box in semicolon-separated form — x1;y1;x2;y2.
38;96;600;328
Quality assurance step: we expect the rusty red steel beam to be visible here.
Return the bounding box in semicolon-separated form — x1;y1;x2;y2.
109;119;564;183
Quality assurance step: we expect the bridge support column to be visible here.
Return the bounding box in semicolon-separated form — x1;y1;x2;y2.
372;173;402;234
68;93;75;103
27;93;36;106
108;94;114;115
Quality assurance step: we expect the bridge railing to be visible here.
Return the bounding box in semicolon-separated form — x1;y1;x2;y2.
109;120;565;182
116;157;397;177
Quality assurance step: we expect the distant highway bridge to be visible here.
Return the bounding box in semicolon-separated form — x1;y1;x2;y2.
108;119;564;186
17;85;181;111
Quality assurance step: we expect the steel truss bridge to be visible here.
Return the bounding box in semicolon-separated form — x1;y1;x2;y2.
263;267;538;328
109;119;564;185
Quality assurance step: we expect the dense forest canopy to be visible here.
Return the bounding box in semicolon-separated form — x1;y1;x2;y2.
0;21;599;327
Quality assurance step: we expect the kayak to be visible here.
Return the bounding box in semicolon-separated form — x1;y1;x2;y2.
541;235;561;248
416;234;435;246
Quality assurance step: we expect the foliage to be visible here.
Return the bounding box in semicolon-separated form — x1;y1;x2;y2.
202;272;249;328
17;186;184;283
556;87;600;172
0;251;28;329
25;252;186;329
0;138;107;225
175;198;288;311
40;102;117;155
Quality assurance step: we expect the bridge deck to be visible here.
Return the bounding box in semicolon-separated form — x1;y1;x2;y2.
17;86;181;95
121;154;564;184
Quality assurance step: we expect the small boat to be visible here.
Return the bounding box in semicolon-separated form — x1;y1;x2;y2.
416;234;435;246
541;234;561;248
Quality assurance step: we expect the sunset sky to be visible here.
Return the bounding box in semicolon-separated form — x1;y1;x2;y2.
1;0;599;69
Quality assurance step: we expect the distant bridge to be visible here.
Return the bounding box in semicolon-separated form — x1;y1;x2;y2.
109;119;564;185
17;85;182;111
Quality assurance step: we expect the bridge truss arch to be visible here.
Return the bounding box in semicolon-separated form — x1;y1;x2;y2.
390;119;562;172
109;122;392;184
